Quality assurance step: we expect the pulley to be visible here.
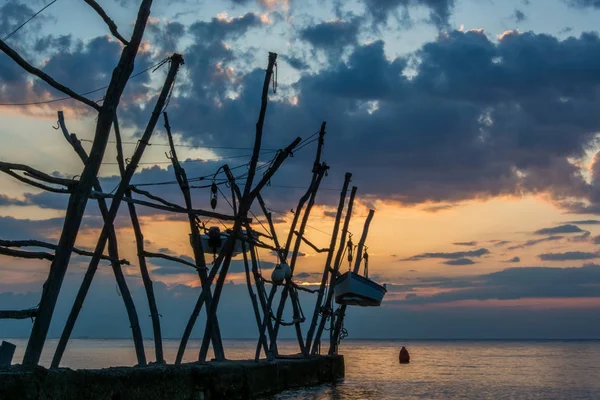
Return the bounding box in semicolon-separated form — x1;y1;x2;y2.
347;233;354;269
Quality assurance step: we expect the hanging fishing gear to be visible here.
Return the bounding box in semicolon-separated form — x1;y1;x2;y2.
347;233;354;271
210;181;218;210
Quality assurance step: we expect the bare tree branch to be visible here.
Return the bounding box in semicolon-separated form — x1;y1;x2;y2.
0;162;77;187
293;231;329;253
0;40;101;110
83;0;130;46
0;170;71;193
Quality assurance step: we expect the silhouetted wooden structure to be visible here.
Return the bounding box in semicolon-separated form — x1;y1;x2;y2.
0;0;382;369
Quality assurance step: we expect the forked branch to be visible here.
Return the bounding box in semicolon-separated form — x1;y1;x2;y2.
84;0;130;46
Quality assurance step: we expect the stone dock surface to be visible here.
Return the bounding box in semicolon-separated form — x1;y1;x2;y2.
0;355;344;400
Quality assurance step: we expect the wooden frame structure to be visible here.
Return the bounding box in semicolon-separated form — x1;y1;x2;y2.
0;1;375;367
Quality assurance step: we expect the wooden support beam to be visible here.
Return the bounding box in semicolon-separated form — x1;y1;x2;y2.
0;247;54;261
57;111;147;367
0;341;16;367
143;251;201;270
310;184;357;355
164;111;224;362
0;309;38;319
51;53;184;369
113;114;165;364
23;0;154;366
0;238;129;265
293;232;329;253
304;173;351;355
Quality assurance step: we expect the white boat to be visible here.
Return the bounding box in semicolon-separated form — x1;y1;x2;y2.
334;271;387;307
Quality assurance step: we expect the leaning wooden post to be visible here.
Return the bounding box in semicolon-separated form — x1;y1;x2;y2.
270;165;327;354
113;114;164;364
329;209;375;355
270;123;327;352
51;54;184;368
57;111;147;366
310;185;357;355
242;240;270;357
164;112;225;361
197;52;278;362
304;173;352;355
22;0;153;366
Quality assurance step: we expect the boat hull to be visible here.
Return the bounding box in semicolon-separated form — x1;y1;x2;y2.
334;271;387;307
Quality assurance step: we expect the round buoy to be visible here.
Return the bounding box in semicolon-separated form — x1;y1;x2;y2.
399;346;410;364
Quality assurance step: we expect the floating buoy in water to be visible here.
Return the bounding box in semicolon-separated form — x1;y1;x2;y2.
399;346;410;364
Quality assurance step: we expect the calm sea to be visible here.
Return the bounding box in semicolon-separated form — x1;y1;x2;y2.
7;339;600;399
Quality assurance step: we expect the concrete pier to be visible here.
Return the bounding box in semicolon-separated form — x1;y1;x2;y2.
0;355;344;399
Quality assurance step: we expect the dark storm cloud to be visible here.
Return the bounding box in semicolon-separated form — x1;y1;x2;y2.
538;251;599;261
443;258;475;266
280;54;310;70
403;248;490;261
392;264;600;305
567;0;600;9
300;17;362;52
361;0;456;28
534;224;584;235
507;236;564;250
0;215;104;241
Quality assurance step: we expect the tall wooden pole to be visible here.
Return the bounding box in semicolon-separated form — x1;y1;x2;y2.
270;166;327;354
113;114;164;364
164;112;225;361
310;186;357;355
304;173;352;355
51;54;184;368
23;0;154;366
270;123;327;352
56;112;147;366
198;52;279;363
329;209;375;355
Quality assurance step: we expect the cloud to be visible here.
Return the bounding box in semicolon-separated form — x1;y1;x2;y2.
299;17;362;53
507;236;564;250
567;0;600;9
512;9;527;23
361;0;456;28
392;264;600;306
443;258;475;266
453;241;477;246
538;251;599;261
404;248;490;261
503;256;521;263
567;220;600;225
0;194;28;206
534;224;584;235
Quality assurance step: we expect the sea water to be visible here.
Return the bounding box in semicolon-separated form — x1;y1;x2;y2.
7;339;600;399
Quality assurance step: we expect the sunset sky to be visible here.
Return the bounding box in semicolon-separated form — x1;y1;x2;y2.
2;0;600;342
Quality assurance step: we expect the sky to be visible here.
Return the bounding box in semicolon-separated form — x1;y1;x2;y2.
2;0;600;346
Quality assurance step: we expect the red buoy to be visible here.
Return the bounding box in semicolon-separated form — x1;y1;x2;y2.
399;346;410;364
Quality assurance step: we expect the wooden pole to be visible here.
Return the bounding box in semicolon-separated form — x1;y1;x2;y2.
270;166;327;354
197;52;279;362
51;54;184;368
57;112;147;367
0;309;37;319
304;173;352;355
242;240;269;357
23;0;154;366
113;114;165;364
270;123;327;354
255;285;277;361
164;112;225;361
310;186;357;355
329;209;375;355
